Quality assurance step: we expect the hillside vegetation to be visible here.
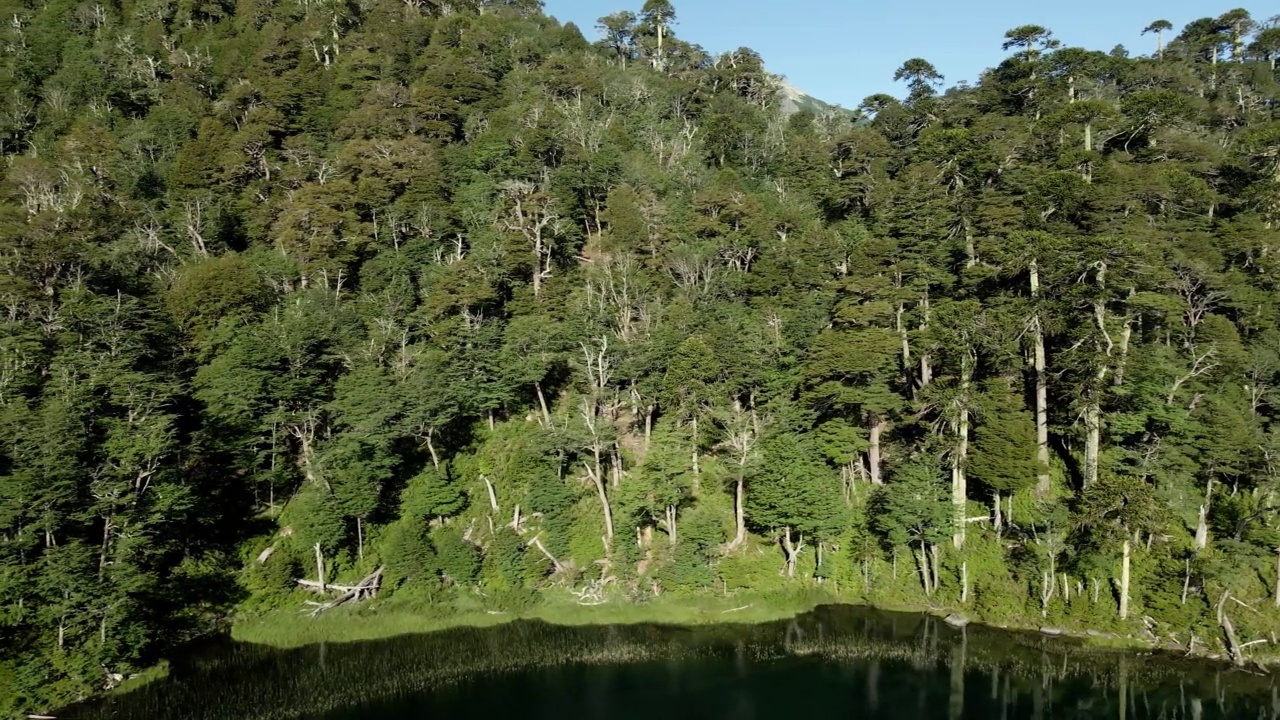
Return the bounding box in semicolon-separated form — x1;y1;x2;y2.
2;0;1280;713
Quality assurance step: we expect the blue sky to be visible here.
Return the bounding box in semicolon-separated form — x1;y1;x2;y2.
543;0;1253;108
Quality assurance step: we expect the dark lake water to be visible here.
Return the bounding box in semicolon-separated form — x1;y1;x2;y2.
68;606;1280;719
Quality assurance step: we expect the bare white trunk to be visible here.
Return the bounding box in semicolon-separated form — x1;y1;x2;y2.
1119;536;1131;620
869;418;885;485
484;476;499;513
781;526;801;578
1114;320;1132;387
1084;403;1100;487
931;543;941;593
691;416;699;475
953;361;971;549
589;467;614;542
731;477;746;549
314;542;326;593
425;431;440;471
963;221;976;269
993;489;1003;534
1194;504;1209;551
897;303;912;384
1030;261;1051;497
535;381;552;428
918;545;932;595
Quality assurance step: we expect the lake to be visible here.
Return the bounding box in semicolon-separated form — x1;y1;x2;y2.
67;605;1278;719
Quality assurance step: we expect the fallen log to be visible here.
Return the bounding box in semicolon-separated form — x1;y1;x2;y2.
307;567;383;617
295;578;362;594
527;534;566;574
1218;591;1247;668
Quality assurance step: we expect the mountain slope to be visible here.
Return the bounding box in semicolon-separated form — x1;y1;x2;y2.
776;79;855;116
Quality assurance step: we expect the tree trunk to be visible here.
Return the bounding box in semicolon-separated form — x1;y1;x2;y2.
667;505;677;546
731;477;746;549
1084;402;1101;488
1194;504;1209;551
425;430;440;471
897;303;912;387
314;542;326;593
993;489;1003;534
532;237;543;297
1114;320;1132;387
534;381;552;427
1030;261;1051;497
356;516;364;561
781;526;801;578
919;293;932;388
963;220;976;269
590;470;614;542
868;417;885;485
1119;535;1131;620
691;416;699;475
98;515;113;583
918;544;932;595
484;475;499;513
953;358;971;549
1218;592;1246;668
932;544;942;594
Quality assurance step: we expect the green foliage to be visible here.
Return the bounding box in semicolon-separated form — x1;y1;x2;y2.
481;528;527;593
251;546;304;597
969;378;1042;495
432;528;480;586
400;466;467;523
383;519;438;586
284;487;347;554
6;0;1280;712
869;459;952;550
748;428;846;541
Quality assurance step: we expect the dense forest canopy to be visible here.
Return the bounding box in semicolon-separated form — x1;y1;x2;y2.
2;0;1280;712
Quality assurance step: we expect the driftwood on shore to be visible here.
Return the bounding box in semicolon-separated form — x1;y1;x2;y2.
299;567;383;617
1216;590;1261;668
296;578;366;594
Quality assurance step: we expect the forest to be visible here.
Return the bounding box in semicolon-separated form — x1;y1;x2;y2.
2;0;1280;712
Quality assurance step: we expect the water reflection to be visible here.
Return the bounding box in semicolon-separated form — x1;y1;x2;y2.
68;605;1279;719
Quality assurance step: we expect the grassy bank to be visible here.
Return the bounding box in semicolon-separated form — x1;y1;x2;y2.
235;587;1275;670
232;590;832;648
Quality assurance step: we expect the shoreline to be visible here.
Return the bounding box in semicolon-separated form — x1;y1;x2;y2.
78;591;1272;714
226;591;1262;669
